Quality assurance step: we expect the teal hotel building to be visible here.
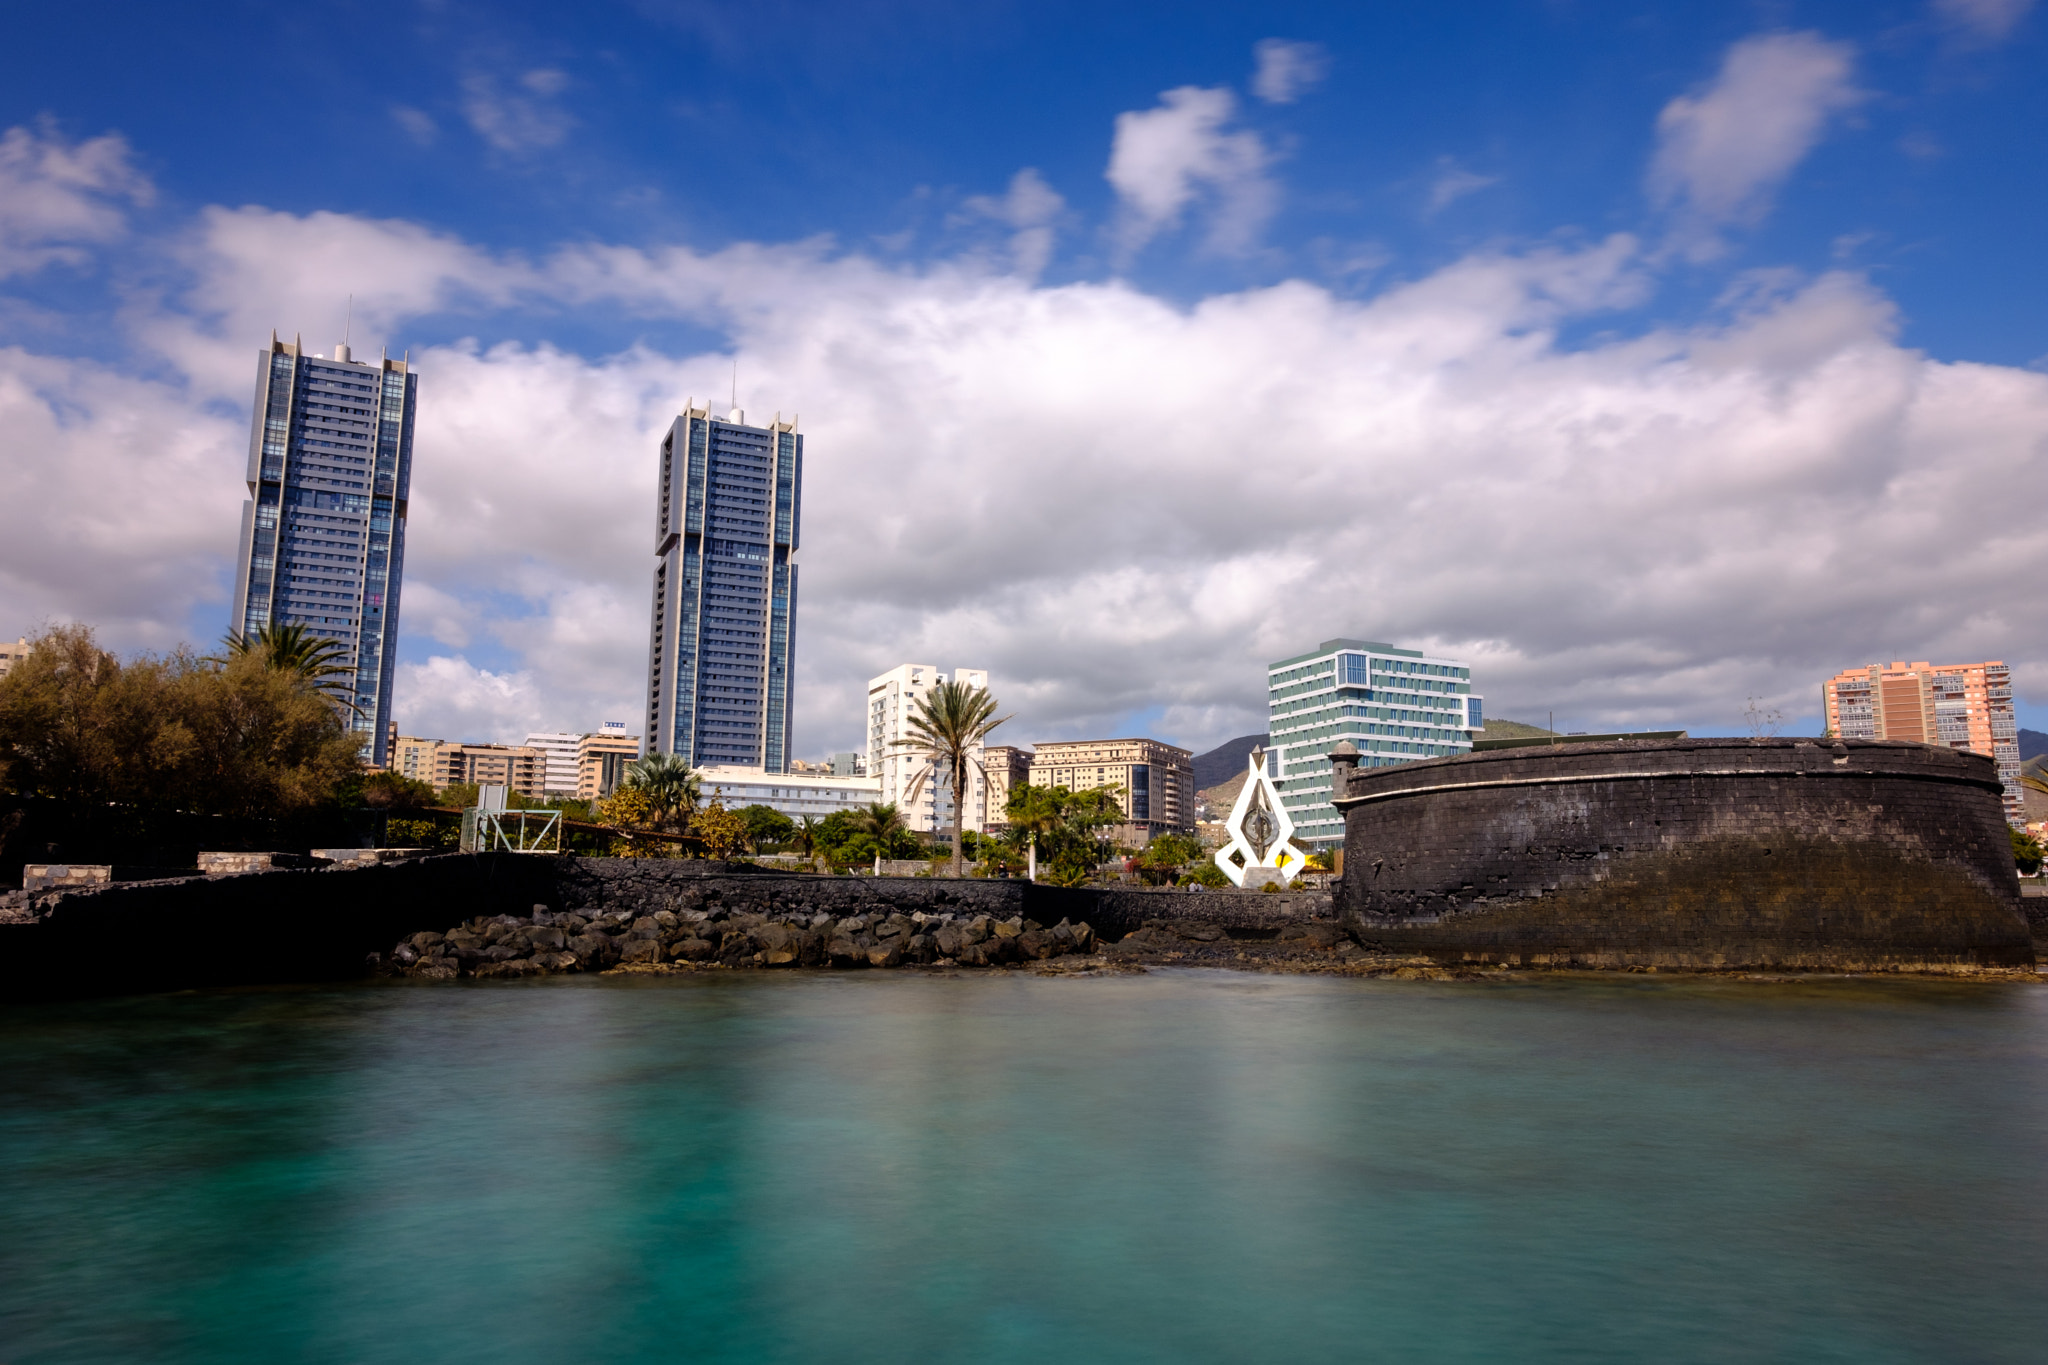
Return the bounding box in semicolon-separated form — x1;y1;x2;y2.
1267;638;1482;850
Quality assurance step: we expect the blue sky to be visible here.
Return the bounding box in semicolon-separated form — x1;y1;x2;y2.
2;0;2045;753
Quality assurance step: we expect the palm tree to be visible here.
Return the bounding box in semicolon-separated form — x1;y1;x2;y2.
794;814;823;871
852;801;907;845
1004;782;1066;882
843;801;905;874
219;622;358;713
892;680;1012;878
620;752;701;831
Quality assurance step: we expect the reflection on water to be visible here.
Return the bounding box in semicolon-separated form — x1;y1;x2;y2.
3;972;2046;1364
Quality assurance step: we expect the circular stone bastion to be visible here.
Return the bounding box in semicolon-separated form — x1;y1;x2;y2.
1329;736;2033;971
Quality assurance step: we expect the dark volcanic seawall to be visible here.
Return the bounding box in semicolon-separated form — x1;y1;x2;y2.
0;856;1333;1002
1331;736;2033;970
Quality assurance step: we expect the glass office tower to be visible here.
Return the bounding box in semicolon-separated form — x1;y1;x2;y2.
228;333;415;766
644;404;801;772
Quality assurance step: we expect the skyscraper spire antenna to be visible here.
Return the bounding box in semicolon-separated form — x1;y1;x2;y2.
343;294;353;348
730;357;737;412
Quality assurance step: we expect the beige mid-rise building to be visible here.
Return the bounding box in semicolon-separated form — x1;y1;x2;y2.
1026;737;1195;844
1822;660;2021;824
390;736;549;799
0;636;31;681
577;725;643;801
980;745;1035;827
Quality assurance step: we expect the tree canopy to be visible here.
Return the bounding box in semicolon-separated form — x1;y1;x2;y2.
735;803;795;851
1003;782;1122;884
618;752;700;830
219;622;360;714
0;623;365;820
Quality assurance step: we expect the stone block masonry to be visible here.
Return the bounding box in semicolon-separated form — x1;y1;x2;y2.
1332;737;2034;970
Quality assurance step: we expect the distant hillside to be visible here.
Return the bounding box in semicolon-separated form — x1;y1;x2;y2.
1192;733;1268;790
1477;718;1557;739
2021;728;2048;762
1197;771;1248;822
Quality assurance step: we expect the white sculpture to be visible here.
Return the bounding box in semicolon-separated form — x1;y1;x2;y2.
1215;747;1308;888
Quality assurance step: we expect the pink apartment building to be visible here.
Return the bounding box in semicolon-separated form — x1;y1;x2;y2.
1821;660;2021;825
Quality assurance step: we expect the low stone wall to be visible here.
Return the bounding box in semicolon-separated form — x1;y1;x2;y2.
0;854;559;1002
1332;736;2034;970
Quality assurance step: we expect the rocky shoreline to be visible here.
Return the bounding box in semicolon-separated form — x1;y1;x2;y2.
379;902;2046;984
372;903;1664;982
374;902;1415;981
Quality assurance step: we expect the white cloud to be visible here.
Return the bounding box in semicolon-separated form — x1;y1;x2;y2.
0;346;241;649
960;168;1066;278
393;655;548;744
1251;39;1329;105
461;69;576;153
1106;86;1276;257
1932;0;2035;41
1648;32;1862;255
390;106;438;146
9;140;2048;755
1426;159;1501;214
0;122;152;278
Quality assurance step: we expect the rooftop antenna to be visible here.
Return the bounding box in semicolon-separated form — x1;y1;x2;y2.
730;357;737;411
344;294;353;348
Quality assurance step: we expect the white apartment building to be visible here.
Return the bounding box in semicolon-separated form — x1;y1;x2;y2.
696;766;882;821
522;732;584;794
866;663;993;834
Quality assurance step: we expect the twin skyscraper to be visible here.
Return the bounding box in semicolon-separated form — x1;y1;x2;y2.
643;403;803;773
230;334;416;767
231;338;797;776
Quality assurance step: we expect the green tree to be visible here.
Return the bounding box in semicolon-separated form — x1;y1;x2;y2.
793;814;823;868
595;783;669;856
360;770;437;810
2012;826;2043;876
891;679;1011;879
736;803;795;851
0;623;364;821
1003;782;1120;884
1132;832;1204;885
1004;783;1065;880
848;801;922;860
692;801;750;859
811;808;858;863
619;752;701;831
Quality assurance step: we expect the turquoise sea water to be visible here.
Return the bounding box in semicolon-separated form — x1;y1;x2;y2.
2;971;2046;1364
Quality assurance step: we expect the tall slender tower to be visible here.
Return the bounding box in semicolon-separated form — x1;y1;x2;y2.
229;333;415;766
645;403;801;772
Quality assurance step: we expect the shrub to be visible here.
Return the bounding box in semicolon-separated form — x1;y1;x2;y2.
2013;827;2043;875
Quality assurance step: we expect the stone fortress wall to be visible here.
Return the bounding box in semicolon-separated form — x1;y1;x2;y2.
1329;736;2033;970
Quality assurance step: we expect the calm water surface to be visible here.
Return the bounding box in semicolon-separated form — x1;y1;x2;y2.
2;970;2045;1364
